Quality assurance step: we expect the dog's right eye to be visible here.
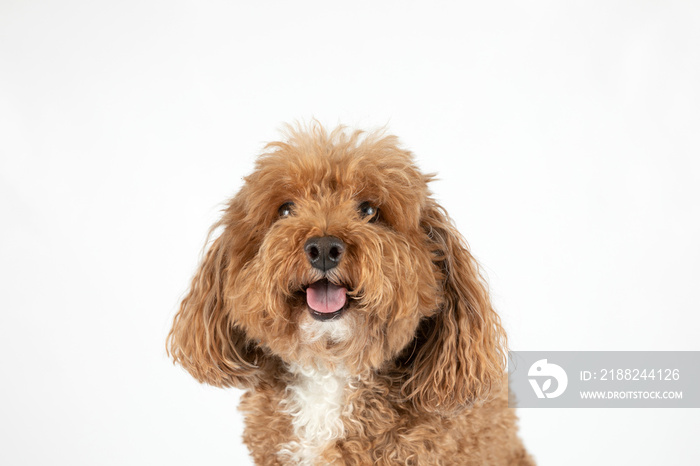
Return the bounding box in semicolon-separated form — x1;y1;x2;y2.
278;202;295;218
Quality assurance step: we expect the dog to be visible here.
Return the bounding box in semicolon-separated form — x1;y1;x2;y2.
167;124;533;465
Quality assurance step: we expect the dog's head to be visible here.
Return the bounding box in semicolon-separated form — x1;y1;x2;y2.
168;125;506;412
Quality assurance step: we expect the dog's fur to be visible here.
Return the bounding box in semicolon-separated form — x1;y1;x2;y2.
167;125;533;465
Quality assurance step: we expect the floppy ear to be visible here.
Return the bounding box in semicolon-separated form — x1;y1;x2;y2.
401;200;507;412
167;203;274;389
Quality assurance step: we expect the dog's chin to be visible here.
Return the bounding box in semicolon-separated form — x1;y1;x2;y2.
298;305;354;347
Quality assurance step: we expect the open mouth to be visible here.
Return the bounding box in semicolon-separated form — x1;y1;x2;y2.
304;278;349;321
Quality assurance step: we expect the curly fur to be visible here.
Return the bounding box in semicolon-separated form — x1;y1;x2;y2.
167;124;534;465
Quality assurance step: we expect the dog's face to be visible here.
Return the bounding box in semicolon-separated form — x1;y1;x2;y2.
228;131;442;372
169;127;506;412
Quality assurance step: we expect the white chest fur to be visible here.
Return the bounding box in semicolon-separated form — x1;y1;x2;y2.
278;364;348;465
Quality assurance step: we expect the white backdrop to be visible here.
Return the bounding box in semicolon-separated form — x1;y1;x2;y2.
1;1;699;465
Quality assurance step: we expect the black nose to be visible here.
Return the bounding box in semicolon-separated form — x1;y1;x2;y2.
304;236;345;272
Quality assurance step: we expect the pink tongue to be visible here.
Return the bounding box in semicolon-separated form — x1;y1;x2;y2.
306;281;347;314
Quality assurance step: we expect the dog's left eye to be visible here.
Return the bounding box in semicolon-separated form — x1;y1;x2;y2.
278;202;295;218
358;201;378;221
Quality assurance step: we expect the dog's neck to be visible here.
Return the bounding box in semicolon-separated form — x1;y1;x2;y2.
278;363;350;465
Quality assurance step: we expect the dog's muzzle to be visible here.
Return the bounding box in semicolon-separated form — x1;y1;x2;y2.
303;236;348;320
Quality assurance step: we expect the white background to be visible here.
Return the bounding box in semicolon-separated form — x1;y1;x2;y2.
1;1;699;465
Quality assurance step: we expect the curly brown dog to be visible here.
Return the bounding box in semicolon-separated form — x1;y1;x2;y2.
168;125;534;465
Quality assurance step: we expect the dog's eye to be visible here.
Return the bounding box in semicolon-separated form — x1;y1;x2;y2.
278;202;295;218
358;201;378;222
